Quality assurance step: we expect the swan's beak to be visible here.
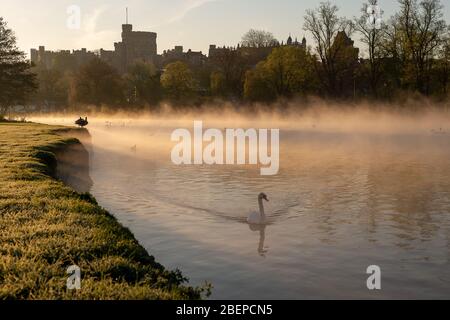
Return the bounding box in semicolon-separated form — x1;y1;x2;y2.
264;196;269;202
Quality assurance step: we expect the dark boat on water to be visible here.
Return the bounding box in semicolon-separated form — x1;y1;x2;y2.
75;117;89;128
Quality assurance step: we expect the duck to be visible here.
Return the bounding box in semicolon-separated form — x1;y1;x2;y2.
75;117;89;128
247;193;269;225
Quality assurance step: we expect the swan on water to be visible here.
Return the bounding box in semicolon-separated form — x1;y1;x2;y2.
247;193;269;225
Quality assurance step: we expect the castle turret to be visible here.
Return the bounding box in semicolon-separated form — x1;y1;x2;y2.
287;35;293;46
122;24;132;35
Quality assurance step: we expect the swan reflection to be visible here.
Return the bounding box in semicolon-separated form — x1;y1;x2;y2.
249;224;268;257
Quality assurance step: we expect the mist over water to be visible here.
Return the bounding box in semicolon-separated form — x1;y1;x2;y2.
32;107;450;299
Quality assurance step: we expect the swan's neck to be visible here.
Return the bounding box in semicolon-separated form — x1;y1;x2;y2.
258;198;265;218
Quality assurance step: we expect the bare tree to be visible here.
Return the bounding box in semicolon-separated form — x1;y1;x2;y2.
241;29;278;48
303;1;354;96
396;0;447;94
379;17;406;91
354;0;387;97
435;35;450;95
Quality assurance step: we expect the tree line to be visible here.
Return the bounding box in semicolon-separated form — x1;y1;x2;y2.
0;0;449;116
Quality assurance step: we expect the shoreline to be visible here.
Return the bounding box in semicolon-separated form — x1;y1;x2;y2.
53;128;93;194
0;122;206;300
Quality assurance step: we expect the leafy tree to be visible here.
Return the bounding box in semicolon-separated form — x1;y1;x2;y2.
32;65;70;108
264;46;317;96
161;61;196;101
190;64;212;96
0;17;36;116
244;46;317;101
53;53;78;73
71;58;124;108
210;71;227;96
241;29;279;48
208;48;249;98
244;63;277;102
124;62;161;106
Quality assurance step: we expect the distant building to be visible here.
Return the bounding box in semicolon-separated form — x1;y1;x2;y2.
208;35;307;67
30;46;96;70
161;46;207;67
286;34;306;47
105;23;158;73
333;31;359;57
31;23;158;73
331;31;360;97
31;25;308;73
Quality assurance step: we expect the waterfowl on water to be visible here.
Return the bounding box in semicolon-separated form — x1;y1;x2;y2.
247;193;269;225
431;127;447;135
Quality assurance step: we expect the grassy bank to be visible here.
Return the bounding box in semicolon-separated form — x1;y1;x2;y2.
0;122;205;299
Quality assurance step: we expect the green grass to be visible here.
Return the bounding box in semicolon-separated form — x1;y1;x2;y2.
0;122;207;300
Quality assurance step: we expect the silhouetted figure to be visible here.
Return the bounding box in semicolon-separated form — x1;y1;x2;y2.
75;117;89;128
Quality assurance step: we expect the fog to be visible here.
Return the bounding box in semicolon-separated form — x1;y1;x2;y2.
31;100;450;135
30;103;450;176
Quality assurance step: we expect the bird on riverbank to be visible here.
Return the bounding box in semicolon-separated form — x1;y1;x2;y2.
247;193;269;225
75;117;89;128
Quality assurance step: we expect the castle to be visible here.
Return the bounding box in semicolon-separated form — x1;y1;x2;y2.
208;35;307;66
101;23;157;73
30;23;308;72
31;23;158;73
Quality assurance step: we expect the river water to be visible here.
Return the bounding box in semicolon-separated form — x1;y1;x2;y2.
37;114;450;299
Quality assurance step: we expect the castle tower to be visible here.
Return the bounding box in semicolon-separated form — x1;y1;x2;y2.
287;34;293;46
115;8;157;72
122;8;133;35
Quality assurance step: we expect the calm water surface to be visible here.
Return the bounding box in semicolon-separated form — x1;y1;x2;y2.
45;118;450;299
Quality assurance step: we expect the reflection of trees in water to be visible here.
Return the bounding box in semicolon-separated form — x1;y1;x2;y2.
277;135;450;250
291;151;369;244
365;149;449;248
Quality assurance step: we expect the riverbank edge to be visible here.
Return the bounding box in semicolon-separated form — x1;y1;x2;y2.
0;122;206;300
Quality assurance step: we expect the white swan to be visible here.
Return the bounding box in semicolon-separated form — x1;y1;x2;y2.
247;193;269;225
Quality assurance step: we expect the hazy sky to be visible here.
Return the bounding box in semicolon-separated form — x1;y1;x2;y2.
2;0;450;56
